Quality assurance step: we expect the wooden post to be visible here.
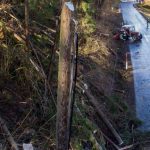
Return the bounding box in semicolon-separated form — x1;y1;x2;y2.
77;83;124;145
56;2;73;150
86;89;123;145
25;0;29;51
147;19;149;29
125;52;128;70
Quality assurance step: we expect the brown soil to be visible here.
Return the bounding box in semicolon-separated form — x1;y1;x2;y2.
77;0;137;148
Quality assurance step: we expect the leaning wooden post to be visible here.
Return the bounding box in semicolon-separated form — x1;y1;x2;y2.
25;0;29;51
125;52;128;70
78;83;124;146
56;2;74;150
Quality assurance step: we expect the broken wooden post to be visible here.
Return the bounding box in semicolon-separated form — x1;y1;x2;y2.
126;52;128;70
125;52;130;70
77;83;124;145
25;0;29;51
56;2;74;150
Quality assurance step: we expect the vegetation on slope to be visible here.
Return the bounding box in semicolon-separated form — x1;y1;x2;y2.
0;0;144;149
136;1;150;19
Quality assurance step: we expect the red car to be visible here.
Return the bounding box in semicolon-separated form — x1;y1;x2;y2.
113;25;142;42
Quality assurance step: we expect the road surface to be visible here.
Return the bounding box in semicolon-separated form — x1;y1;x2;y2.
120;2;150;131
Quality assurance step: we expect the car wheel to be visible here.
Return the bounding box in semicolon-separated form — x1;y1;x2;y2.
132;35;137;41
120;34;128;41
138;34;142;40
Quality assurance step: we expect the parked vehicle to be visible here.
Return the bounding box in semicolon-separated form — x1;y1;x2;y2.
113;25;142;42
120;0;136;2
120;0;128;2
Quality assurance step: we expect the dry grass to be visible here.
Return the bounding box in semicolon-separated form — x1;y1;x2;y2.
136;2;150;18
0;3;12;11
79;0;122;96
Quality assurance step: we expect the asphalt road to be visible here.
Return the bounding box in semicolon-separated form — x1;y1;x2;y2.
120;2;150;131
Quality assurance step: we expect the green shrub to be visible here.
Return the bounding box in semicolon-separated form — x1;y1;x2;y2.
79;1;96;35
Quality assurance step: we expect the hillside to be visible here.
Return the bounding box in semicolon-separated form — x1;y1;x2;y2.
0;0;144;150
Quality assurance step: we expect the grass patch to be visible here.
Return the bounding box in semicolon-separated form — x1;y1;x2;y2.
136;2;150;24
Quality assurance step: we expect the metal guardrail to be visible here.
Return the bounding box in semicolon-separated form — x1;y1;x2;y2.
147;18;150;28
147;18;150;22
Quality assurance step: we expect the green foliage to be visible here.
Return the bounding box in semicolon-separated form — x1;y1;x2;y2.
107;94;128;114
71;100;97;149
81;0;94;13
72;109;107;150
80;16;96;34
81;2;90;13
72;113;93;138
79;1;96;34
29;0;58;23
105;94;143;145
0;21;4;27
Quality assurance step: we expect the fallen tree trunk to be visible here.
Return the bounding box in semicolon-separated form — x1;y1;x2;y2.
77;83;123;145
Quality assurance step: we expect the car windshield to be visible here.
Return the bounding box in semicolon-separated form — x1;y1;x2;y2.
129;26;135;32
122;25;135;32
